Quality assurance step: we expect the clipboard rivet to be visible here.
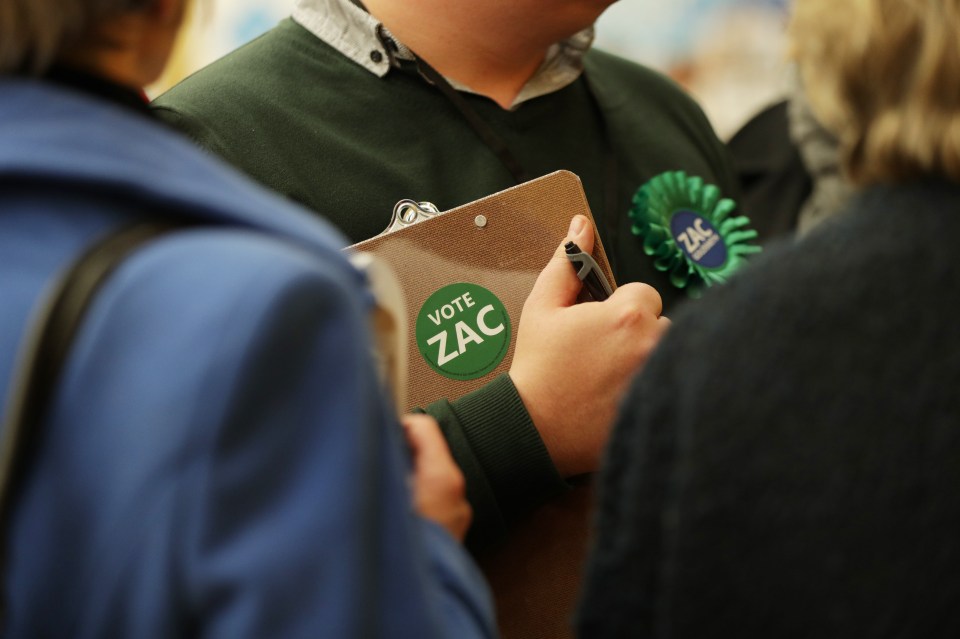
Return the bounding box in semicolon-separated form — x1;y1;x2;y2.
474;215;488;228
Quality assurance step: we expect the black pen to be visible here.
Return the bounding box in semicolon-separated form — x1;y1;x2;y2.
565;240;613;301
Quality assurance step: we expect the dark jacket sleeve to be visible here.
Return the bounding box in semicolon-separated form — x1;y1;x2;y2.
423;374;568;548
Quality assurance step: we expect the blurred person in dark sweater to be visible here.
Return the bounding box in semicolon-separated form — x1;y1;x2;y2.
578;0;960;636
0;1;495;636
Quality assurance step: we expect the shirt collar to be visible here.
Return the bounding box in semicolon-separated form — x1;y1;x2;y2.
292;0;594;108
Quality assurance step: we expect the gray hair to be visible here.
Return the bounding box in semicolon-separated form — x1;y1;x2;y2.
790;0;960;186
0;0;152;74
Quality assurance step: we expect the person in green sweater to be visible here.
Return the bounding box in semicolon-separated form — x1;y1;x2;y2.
153;0;748;546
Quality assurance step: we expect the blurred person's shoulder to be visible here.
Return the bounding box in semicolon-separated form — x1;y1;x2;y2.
152;17;368;169
658;179;960;359
153;18;348;122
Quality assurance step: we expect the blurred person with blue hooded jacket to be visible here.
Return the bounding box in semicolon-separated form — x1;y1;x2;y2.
0;0;496;636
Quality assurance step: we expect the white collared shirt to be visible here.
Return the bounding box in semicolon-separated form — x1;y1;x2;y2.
292;0;594;109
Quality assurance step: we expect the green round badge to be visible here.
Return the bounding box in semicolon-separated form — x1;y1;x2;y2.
415;283;511;381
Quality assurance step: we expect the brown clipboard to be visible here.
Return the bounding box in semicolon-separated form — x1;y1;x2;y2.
351;170;616;639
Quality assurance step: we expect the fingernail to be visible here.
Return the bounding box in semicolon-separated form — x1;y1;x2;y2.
569;216;585;235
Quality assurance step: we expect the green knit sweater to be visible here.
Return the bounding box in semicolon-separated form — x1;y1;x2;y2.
153;18;740;546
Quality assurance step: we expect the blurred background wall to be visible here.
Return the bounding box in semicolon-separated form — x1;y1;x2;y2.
153;0;791;140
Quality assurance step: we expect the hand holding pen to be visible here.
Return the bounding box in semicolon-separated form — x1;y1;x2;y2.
508;215;670;477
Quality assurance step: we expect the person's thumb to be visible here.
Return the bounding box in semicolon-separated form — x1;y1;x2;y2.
567;214;595;255
525;215;595;310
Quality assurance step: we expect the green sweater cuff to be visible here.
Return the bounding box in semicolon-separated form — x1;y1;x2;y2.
425;374;567;549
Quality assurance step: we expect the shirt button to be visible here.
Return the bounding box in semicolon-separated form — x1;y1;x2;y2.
370;50;383;63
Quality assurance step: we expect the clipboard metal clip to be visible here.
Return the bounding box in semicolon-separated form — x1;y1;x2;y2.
383;199;442;235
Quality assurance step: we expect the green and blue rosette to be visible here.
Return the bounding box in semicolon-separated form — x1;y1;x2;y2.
629;170;761;296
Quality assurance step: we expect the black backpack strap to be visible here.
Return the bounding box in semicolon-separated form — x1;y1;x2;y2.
0;221;182;622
